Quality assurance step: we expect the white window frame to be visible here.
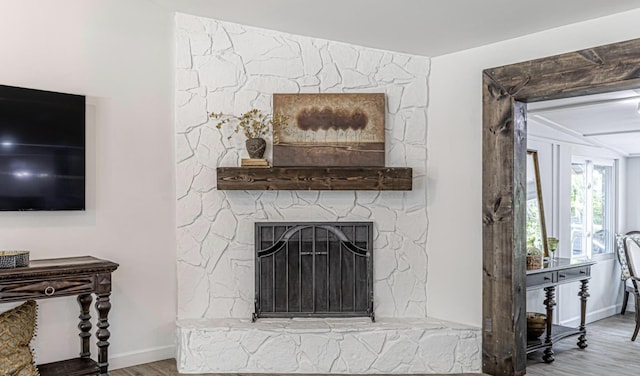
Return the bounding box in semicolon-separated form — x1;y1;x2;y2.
570;156;617;260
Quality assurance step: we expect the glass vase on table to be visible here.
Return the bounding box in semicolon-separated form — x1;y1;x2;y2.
547;237;559;265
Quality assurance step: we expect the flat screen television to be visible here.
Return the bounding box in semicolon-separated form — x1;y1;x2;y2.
0;85;85;211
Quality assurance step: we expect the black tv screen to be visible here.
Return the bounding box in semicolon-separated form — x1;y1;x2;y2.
0;85;85;211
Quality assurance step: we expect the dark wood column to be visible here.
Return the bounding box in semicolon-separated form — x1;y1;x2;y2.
482;38;640;375
482;76;527;376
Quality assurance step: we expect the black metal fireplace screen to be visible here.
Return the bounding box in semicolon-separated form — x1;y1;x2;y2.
253;222;374;321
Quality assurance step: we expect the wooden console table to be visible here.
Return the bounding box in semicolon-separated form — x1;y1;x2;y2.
526;257;595;362
0;256;119;376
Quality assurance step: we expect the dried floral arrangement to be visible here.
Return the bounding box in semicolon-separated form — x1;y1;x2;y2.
210;109;288;140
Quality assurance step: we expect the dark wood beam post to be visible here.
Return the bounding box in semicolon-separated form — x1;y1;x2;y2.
482;37;640;376
482;74;527;376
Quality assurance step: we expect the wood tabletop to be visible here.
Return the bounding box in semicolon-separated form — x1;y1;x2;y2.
0;256;118;280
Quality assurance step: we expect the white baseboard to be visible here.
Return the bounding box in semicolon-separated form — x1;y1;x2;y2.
109;345;175;370
559;304;624;327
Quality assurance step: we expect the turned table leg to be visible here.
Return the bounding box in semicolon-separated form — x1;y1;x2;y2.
578;279;590;349
77;294;92;358
96;292;111;375
95;272;113;375
543;285;556;363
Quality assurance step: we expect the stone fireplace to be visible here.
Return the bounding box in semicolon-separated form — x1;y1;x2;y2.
175;14;480;374
176;217;480;374
177;220;480;373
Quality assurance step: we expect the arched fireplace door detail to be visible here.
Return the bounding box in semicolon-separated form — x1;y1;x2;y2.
254;222;374;321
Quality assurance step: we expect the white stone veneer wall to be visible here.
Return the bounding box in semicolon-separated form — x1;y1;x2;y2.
177;318;480;374
176;13;430;320
174;13;481;374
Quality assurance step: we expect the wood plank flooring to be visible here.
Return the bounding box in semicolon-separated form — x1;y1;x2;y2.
111;359;486;376
111;358;177;376
111;359;487;376
527;313;640;376
112;314;638;375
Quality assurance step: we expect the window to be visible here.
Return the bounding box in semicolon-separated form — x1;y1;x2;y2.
570;158;615;258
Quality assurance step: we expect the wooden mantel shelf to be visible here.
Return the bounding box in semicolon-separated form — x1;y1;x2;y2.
216;167;412;191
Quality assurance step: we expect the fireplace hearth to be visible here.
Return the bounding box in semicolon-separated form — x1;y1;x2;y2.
254;222;374;321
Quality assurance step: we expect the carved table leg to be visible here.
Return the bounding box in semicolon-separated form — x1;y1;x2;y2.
96;292;111;375
543;286;556;363
77;294;93;358
578;279;590;349
96;272;113;375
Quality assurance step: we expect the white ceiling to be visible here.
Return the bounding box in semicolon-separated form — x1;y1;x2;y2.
528;90;640;156
150;0;640;56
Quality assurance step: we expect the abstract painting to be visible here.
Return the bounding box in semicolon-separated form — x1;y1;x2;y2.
272;93;385;167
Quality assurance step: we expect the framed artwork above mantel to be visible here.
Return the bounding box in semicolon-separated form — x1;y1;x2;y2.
272;93;385;167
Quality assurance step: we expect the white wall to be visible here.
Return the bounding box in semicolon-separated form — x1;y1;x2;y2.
627;157;640;232
618;155;631;313
0;0;176;368
175;14;430;320
625;156;640;312
427;9;640;326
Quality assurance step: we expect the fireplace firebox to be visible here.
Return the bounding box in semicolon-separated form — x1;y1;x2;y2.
254;222;374;321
